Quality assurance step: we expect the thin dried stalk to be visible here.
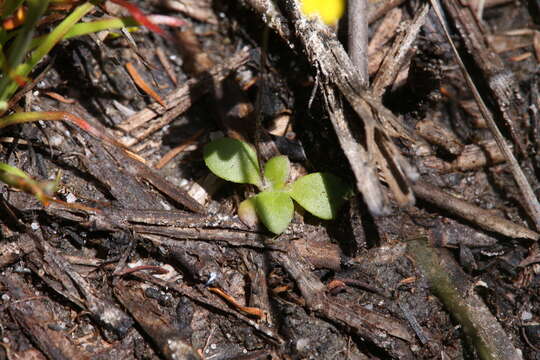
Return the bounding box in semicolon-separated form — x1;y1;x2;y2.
348;0;369;86
413;180;539;240
429;0;540;231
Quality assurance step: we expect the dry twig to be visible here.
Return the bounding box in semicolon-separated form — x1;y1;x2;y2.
429;0;540;231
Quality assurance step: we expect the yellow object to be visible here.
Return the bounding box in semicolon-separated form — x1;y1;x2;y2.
300;0;346;25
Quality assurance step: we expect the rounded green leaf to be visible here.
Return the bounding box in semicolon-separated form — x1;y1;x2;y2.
203;138;261;186
290;172;349;220
253;191;293;234
264;155;290;190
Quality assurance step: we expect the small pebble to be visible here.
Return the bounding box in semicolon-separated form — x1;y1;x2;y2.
66;193;77;203
521;311;533;321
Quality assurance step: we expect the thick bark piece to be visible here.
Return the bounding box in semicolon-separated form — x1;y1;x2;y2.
272;243;415;359
1;273;92;360
27;234;133;341
114;281;202;360
413;180;539;240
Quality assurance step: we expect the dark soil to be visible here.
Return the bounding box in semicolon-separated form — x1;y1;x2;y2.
1;1;540;359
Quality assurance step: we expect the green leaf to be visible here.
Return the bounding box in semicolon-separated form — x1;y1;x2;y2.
203;138;261;186
253;191;293;234
0;161;58;204
29;17;141;50
290;172;349;220
264;155;290;190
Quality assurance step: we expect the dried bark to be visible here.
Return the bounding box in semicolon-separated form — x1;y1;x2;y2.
114;280;202;360
1;274;92;360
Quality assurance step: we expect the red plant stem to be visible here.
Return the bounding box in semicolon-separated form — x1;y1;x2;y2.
0;111;124;148
108;0;168;38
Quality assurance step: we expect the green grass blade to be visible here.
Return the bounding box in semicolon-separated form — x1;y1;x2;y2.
0;45;7;71
0;0;49;107
0;161;31;180
0;111;50;127
27;2;94;67
0;1;95;105
29;17;140;50
5;0;48;70
63;17;140;39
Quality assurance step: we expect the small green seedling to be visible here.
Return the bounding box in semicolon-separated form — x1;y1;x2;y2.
204;137;350;234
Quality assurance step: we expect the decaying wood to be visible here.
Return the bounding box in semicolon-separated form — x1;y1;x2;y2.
92;138;205;213
415;119;464;156
371;3;429;97
130;220;264;247
423;139;506;173
291;238;342;271
413;180;539;240
37;200;286;252
0;234;34;268
241;249;274;325
443;0;529;156
272;243;415;359
430;0;540;231
156;47;178;86
407;238;523;360
133;272;284;344
1;273;92;360
162;225;264;249
114;281;202;360
487;30;537;54
26;233;134;341
397;300;430;345
284;0;419;215
241;0;293;47
2;1;538;358
80;137;167;210
368;0;407;24
116;49;250;146
29;105;205;214
428;219;499;248
367;7;402;76
162;0;218;24
97;207;247;229
320;81;391;214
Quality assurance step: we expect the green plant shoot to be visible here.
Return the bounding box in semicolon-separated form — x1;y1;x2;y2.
203;137;350;234
0;162;60;205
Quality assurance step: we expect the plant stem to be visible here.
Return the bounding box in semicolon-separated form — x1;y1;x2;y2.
347;0;368;87
407;238;523;360
254;27;269;184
